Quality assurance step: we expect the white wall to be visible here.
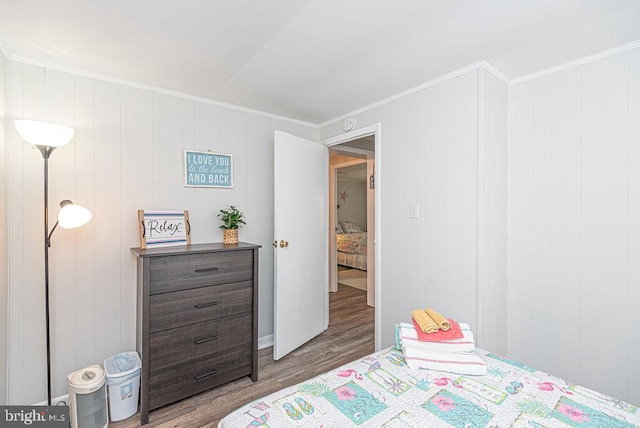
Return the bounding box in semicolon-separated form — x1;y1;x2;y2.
337;179;367;231
0;47;8;405
509;47;640;404
321;68;483;351
477;70;509;355
5;61;317;404
323;47;639;407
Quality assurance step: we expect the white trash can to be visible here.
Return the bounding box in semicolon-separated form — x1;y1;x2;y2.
103;351;142;422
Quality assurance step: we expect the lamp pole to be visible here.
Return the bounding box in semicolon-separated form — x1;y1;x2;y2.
15;120;90;406
39;144;55;406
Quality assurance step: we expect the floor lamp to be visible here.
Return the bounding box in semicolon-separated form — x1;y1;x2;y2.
15;120;93;405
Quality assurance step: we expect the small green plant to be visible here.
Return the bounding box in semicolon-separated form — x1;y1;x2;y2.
217;205;246;230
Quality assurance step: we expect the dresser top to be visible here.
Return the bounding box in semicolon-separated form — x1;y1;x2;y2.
131;242;261;258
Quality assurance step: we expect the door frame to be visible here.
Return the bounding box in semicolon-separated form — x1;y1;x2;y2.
322;123;382;351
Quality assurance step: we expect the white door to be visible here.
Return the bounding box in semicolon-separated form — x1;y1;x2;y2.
273;131;328;360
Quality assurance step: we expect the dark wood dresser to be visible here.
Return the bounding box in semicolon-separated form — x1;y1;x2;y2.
131;242;260;424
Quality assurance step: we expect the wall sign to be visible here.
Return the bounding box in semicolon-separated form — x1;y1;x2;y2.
184;149;233;188
137;210;191;249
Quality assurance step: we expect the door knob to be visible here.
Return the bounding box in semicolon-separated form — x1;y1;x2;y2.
279;240;289;248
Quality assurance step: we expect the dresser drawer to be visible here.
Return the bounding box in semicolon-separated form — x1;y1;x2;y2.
148;344;252;410
149;250;253;294
149;312;252;373
133;243;260;425
149;281;252;333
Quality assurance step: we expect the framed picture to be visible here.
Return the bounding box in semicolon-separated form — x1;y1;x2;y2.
137;210;191;249
184;149;233;188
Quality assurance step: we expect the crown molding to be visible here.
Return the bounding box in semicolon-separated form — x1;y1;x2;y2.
321;38;640;127
6;37;639;128
7;53;318;129
510;38;640;86
320;61;501;128
480;60;510;86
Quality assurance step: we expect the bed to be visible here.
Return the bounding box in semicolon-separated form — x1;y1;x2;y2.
218;346;639;427
337;221;367;271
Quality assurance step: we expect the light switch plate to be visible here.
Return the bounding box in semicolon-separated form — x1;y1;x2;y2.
410;203;419;219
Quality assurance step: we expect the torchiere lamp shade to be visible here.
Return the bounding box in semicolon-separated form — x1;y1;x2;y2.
14;119;75;148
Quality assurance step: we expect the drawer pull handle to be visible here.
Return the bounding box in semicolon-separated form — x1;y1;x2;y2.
195;301;219;309
195;267;219;273
194;335;218;345
194;369;217;381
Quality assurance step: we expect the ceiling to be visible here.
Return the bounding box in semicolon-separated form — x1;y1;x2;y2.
337;163;368;183
1;1;639;124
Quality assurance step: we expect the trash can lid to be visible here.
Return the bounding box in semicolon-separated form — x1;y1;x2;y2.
103;351;141;378
68;364;105;388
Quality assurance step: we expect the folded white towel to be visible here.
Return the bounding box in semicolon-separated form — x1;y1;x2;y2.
396;322;476;353
402;346;487;375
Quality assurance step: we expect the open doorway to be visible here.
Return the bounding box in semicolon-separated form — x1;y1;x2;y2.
272;126;380;361
323;123;381;350
328;135;375;314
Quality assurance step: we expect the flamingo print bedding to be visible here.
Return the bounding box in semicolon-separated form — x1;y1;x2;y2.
218;347;639;427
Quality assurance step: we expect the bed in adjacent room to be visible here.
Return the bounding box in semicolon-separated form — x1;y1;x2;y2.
337;220;367;271
218;345;639;427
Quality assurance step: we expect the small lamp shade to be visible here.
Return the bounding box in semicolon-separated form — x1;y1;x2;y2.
57;200;92;229
15;120;75;148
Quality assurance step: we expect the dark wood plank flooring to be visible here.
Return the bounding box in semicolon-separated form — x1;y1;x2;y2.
113;284;374;427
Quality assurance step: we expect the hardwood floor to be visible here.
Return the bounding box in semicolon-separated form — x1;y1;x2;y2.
113;284;374;427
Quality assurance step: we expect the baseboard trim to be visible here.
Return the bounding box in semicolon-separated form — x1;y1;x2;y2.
34;393;69;406
258;334;274;350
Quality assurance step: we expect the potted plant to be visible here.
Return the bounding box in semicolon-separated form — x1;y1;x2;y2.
217;205;246;244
